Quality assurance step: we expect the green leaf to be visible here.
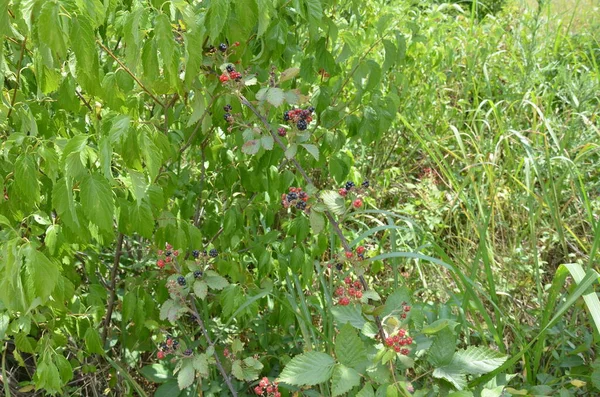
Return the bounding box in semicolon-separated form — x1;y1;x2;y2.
38;1;67;57
428;327;457;367
177;360;195;390
0;313;10;340
357;383;376;397
309;210;325;234
331;364;361;396
266;88;285;107
160;299;186;322
335;323;367;368
305;0;323;24
34;356;62;394
285;143;298;159
204;270;229;290
193;354;209;377
53;178;80;231
331;305;366;329
80;173;114;233
278;351;335;386
256;0;272;36
321;190;346;216
433;362;467;390
24;245;59;303
301;144;319;160
15;154;40;204
85;327;104;354
155;380;180;397
452;346;507;375
71;16;101;95
193;280;208;300
242;139;260;155
261;136;274;150
207;0;231;41
53;354;73;384
0;0;11;37
140;364;170;384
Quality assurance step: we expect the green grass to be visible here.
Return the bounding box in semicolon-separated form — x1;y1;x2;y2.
357;0;600;390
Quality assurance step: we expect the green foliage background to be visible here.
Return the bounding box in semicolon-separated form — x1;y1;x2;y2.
0;0;599;395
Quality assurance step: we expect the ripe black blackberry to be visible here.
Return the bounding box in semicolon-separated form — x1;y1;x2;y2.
224;113;232;121
226;64;235;73
296;119;308;130
298;191;308;200
283;111;290;121
192;250;200;258
287;192;298;201
219;43;227;52
345;181;355;190
224;104;232;111
165;250;172;256
300;110;311;119
335;263;343;271
295;201;306;210
193;270;203;279
209;249;218;258
177;276;186;286
361;180;369;188
308;106;315;113
183;349;193;356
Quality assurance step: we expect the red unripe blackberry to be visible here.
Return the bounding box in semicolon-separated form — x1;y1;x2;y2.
338;188;347;197
278;127;286;137
157;259;165;268
385;338;394;346
339;297;350;306
254;386;263;395
335;287;344;296
219;74;229;82
345;251;353;259
356;246;365;255
401;348;410;355
157;351;166;359
352;199;363;208
355;290;363;299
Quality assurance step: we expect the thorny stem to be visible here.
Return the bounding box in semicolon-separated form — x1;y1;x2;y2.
238;94;388;343
102;233;124;343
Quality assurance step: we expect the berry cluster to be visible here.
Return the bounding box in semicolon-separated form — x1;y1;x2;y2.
338;180;369;209
283;107;315;131
281;187;309;211
399;302;411;319
254;377;280;397
220;63;242;83
157;335;180;359
335;277;364;305
223;104;234;124
384;328;413;355
156;243;178;269
343;245;367;261
207;41;240;54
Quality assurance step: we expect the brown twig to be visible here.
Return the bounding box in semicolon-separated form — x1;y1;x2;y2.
97;41;166;108
238;95;388;343
75;90;98;117
7;36;27;120
101;233;124;343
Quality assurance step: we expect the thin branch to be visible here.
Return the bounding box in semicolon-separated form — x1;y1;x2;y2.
97;41;166;108
238;95;388;343
75;90;99;118
101;233;125;343
189;299;238;396
7;36;27;120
